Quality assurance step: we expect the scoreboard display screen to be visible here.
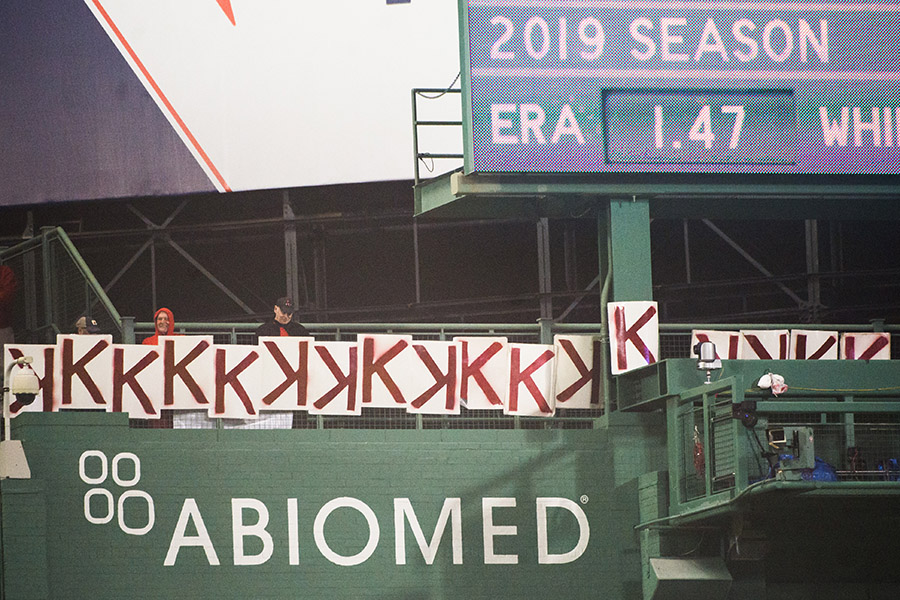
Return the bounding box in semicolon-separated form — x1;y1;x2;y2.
460;0;900;174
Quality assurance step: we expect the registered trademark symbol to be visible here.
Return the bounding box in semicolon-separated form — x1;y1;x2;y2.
580;495;589;504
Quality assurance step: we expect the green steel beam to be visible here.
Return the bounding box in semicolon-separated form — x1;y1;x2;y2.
756;401;900;413
617;359;900;412
609;199;652;301
414;170;900;220
55;228;123;327
448;172;900;199
639;478;900;529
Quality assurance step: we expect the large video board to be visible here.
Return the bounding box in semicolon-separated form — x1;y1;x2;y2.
461;0;900;174
0;1;461;207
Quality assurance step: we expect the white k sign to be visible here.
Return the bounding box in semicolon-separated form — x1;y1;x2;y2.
607;301;659;376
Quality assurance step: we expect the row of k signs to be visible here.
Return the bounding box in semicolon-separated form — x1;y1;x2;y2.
3;332;603;420
3;302;891;420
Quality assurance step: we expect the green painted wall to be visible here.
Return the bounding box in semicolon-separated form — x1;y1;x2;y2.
1;412;666;600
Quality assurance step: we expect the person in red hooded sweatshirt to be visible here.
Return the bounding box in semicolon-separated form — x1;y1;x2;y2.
140;307;178;427
142;307;177;345
0;265;17;350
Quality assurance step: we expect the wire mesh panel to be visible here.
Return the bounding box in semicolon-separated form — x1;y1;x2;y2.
755;417;900;481
660;332;693;360
1;229;122;343
677;402;708;503
129;406;603;431
846;422;900;480
710;399;737;493
674;389;740;506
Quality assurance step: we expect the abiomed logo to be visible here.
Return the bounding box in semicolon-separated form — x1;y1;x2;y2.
78;451;591;567
80;450;155;535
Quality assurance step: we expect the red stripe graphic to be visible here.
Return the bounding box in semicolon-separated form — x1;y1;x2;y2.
91;1;232;191
858;336;889;360
216;0;236;25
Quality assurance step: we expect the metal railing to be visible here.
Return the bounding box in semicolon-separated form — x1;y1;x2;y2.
127;321;900;360
5;227;900;434
0;227;123;344
668;376;900;517
411;87;463;185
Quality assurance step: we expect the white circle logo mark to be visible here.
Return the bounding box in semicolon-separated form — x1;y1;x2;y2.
79;450;154;536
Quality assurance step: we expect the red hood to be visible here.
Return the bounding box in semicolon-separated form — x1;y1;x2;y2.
153;307;175;336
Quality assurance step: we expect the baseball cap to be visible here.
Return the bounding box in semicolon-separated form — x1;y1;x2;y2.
75;315;101;334
275;297;295;314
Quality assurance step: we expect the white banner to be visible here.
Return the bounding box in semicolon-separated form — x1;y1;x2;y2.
3;334;605;420
4;330;890;420
505;343;556;417
553;335;603;410
790;330;839;360
83;0;461;192
840;332;891;360
455;337;509;411
608;301;658;375
690;330;742;360
740;330;790;360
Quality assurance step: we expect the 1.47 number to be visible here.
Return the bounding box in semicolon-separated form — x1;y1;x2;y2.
655;105;745;149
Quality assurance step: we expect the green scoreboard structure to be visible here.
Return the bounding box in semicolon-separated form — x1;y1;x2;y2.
460;0;900;175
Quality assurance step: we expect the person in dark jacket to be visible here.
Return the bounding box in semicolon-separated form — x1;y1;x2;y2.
256;297;310;338
242;297;310;430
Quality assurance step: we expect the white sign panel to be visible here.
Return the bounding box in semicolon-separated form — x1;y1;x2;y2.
113;344;164;419
740;330;790;360
607;301;658;375
209;345;261;419
308;341;360;416
505;343;556;417
161;336;215;411
56;335;114;411
690;330;742;360
553;335;603;410
840;332;891;360
357;334;414;409
454;337;509;410
84;0;461;192
256;337;314;412
790;330;839;360
405;341;460;415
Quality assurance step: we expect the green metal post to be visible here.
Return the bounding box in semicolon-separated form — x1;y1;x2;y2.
55;228;124;333
608;199;653;301
40;227;55;342
538;318;553;345
843;395;856;455
702;391;712;498
667;397;682;507
121;317;135;345
598;207;613;411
